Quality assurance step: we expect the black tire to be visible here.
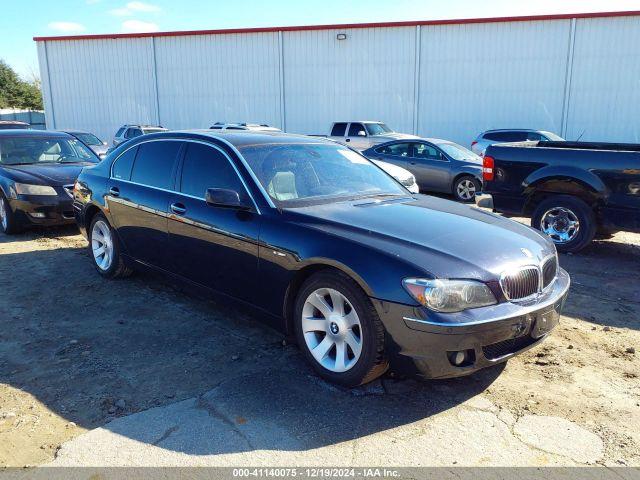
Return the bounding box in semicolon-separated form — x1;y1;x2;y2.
0;193;21;235
88;213;133;279
453;175;480;203
294;270;388;387
531;195;597;253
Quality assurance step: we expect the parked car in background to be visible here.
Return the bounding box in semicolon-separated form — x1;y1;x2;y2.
326;121;419;151
112;124;168;147
363;139;483;202
63;130;109;158
370;159;419;193
0;121;30;130
477;140;640;252
471;129;564;156
74;130;568;387
0;130;99;234
210;122;281;132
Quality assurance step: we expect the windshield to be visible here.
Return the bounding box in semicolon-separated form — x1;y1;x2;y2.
365;123;393;135
74;133;103;146
239;143;407;206
0;136;99;165
541;131;565;141
438;143;482;162
142;128;165;135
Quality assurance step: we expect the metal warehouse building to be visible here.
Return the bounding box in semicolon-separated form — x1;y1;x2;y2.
35;11;640;146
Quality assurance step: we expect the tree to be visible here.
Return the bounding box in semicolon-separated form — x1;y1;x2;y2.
0;60;43;110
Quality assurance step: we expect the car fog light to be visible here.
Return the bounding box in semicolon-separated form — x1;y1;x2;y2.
452;351;466;366
448;349;475;367
29;212;46;218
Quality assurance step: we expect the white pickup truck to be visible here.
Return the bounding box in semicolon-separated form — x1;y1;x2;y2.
327;121;419;150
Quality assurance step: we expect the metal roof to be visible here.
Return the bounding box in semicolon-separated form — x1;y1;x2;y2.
33;10;640;42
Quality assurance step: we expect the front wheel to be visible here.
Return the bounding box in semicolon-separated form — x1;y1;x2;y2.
531;195;596;253
0;194;21;235
294;271;388;387
453;176;480;203
89;213;133;278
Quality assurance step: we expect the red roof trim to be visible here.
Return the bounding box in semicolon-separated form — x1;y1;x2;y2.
33;10;640;42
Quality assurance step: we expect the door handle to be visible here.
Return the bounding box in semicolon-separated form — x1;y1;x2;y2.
170;202;186;215
109;187;120;197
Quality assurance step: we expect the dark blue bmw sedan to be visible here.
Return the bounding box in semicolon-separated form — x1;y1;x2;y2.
73;131;569;387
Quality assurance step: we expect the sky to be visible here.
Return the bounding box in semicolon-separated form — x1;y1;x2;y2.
2;0;640;80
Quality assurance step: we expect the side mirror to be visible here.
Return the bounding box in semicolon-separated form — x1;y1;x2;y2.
205;188;250;210
357;130;367;137
103;141;108;146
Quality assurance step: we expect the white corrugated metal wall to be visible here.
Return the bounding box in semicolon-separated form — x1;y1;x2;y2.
36;14;640;145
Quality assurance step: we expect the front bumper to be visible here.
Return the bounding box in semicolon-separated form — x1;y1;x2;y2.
374;267;570;379
9;193;76;228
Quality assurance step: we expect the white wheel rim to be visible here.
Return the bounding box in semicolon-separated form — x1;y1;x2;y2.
0;198;7;231
540;207;580;244
456;179;476;200
301;288;363;373
91;220;114;271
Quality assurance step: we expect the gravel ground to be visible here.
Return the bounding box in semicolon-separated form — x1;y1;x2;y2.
0;220;638;467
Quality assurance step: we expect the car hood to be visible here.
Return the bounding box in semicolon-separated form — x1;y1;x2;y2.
371;159;413;180
286;195;555;281
1;163;93;186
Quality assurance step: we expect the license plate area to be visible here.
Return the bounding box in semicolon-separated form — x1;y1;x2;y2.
530;305;560;339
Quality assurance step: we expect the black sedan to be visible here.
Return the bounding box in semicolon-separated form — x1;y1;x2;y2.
0;130;100;234
362;138;483;202
74;131;569;386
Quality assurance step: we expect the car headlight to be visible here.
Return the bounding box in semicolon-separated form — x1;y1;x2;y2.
403;278;497;313
14;183;58;196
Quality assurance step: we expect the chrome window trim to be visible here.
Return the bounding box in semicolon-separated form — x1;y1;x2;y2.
108;137;262;214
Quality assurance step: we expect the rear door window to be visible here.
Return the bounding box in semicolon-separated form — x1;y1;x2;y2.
331;123;347;136
130;140;183;189
375;143;411;157
484;131;528;142
112;146;138;180
179;143;247;200
125;128;142;139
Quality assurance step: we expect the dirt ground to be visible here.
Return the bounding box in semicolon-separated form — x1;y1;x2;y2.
0;220;638;467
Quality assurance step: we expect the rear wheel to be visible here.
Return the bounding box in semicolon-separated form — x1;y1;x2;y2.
531;195;596;253
453;176;480;203
294;271;387;387
89;213;133;278
0;194;20;235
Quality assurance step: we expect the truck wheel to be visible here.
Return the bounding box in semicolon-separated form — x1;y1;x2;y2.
453;176;480;203
294;270;388;387
531;195;596;253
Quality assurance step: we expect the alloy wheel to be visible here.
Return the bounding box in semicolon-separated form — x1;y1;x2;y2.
301;288;363;373
540;207;580;244
456;179;476;201
91;220;114;271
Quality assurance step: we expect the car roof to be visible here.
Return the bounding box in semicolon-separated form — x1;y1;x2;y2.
0;129;71;138
335;121;384;124
0;120;29;125
483;129;540;134
140;129;336;149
